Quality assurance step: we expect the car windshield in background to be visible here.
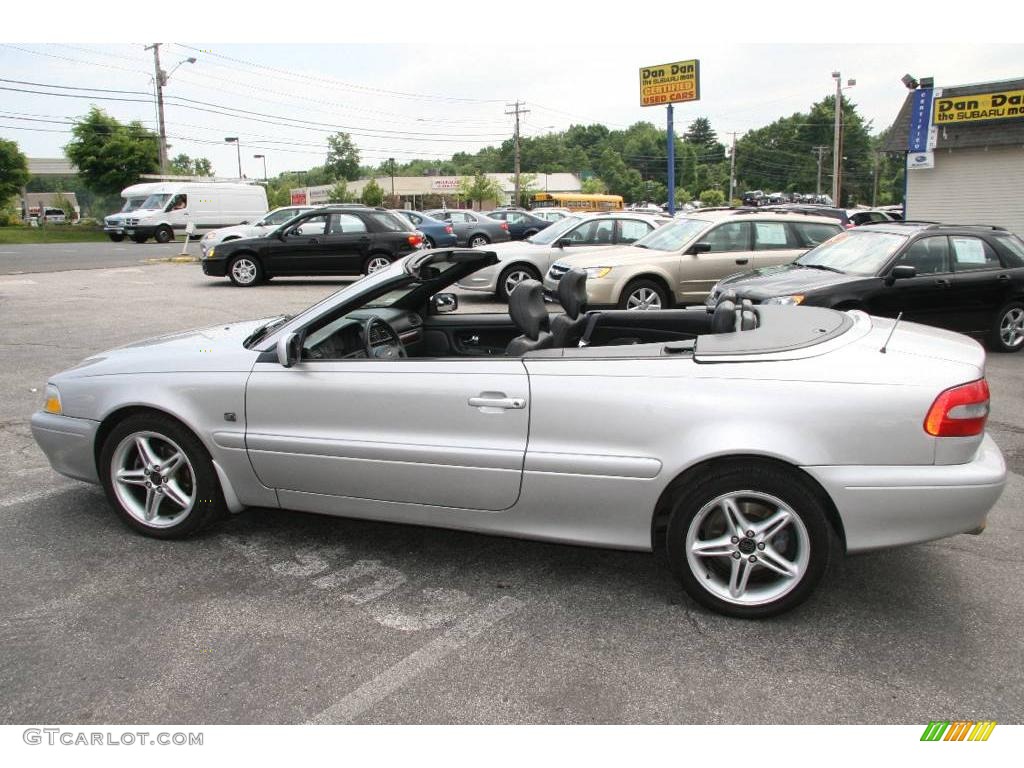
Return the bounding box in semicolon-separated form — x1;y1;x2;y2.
121;198;146;212
369;211;414;232
795;230;907;276
632;217;711;251
140;193;172;210
526;215;582;244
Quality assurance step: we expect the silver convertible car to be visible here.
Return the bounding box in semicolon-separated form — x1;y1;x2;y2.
31;249;1006;618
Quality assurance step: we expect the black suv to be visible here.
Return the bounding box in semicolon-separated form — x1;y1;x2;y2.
708;223;1024;352
202;206;423;286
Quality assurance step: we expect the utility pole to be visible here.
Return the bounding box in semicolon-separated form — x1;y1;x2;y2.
872;152;880;207
506;101;529;206
813;145;829;197
145;43;168;175
728;132;738;204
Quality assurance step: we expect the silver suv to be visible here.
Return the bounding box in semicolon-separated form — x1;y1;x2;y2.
542;209;843;309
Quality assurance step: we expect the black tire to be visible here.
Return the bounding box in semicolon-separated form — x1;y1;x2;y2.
364;253;393;274
108;233;125;242
617;278;669;310
154;225;174;244
664;462;831;619
989;301;1024;353
496;263;541;301
131;235;148;244
227;254;263;287
99;413;228;539
421;235;435;249
468;233;490;248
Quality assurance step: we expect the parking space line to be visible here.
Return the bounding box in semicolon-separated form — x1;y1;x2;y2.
306;595;522;724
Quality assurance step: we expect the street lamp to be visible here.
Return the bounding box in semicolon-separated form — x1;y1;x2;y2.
225;137;242;179
831;71;856;206
253;154;267;183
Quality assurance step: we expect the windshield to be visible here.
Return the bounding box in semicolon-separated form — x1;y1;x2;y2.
527;215;582;244
121;197;147;212
795;230;908;276
632;217;711;251
140;193;172;210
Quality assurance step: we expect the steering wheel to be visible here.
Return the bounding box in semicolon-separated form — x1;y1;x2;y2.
363;315;407;359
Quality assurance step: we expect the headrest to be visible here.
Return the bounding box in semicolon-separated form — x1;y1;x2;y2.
708;289;737;314
738;299;758;331
711;300;736;334
508;280;549;340
557;269;588;319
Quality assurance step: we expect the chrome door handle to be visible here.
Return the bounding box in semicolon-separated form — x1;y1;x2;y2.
468;395;526;410
735;258;749;265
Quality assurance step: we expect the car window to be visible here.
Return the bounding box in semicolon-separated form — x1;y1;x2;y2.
367;211;412;232
450;211;472;223
263;209;299;226
950;236;1001;272
698;222;751;252
994;234;1024;267
404;212;422;226
290;213;330;236
566;218;615;245
507;212;527;224
791;222;840;248
894;236;951;275
795;230;907;276
618;219;652;244
753;221;791;250
330;213;368;234
488;211;506;220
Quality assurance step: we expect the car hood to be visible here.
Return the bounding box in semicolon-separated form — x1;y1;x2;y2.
715;263;867;300
206;224;265;241
552;244;667;268
54;318;273;379
486;240;552;260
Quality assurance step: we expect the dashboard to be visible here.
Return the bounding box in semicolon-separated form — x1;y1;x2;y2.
302;308;423;360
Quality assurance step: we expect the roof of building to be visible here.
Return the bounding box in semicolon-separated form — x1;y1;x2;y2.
23;191;80;209
27;158;77;175
882;77;1024;153
300;172;582;201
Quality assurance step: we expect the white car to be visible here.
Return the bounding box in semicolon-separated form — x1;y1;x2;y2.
531;208;572;223
200;206;318;256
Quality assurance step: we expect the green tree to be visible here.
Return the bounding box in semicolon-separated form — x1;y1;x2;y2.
65;107;159;195
325;132;361;181
459;172;503;210
328;180;354;203
50;193;76;220
699;189;726;207
169;153;213;176
0;138;30;208
581;177;608;194
361;178;384;206
516;172;539;206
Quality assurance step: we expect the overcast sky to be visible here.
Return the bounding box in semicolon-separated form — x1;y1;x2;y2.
2;40;1021;179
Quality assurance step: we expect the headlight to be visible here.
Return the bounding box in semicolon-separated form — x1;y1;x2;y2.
43;384;62;415
584;267;612;279
207;247;215;259
763;294;805;306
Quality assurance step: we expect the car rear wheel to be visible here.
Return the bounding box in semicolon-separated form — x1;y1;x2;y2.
364;254;392;274
497;264;541;301
991;302;1024;353
154;225;174;244
664;463;830;618
422;235;435;249
108;233;124;242
99;414;227;539
131;235;148;244
469;234;490;248
228;255;263;286
619;279;668;310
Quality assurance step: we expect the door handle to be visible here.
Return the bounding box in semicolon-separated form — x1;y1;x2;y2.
468;395;526;410
998;274;1011;282
309;238;320;245
735;258;749;265
935;278;951;287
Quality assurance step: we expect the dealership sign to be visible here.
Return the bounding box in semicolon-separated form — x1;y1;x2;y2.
639;59;700;107
430;177;461;192
907;151;935;171
934;89;1024;124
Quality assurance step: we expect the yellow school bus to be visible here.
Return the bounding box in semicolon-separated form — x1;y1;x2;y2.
531;193;624;212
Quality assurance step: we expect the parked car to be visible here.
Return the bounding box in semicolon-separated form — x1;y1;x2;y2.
424;209;511;247
458;212;671;300
765;204;852;229
104;183;163;242
742;190;766;207
123;182;269;244
31;247;1006;618
846;208;901;227
543;209;843;309
393;210;458;248
485;209;553;240
530;208;572;223
201;206;422;286
200;206;319;257
706;223;1024;352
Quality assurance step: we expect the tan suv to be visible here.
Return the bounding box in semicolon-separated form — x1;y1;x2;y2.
542;209;843;309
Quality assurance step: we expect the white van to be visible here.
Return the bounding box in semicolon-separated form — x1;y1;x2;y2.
104;183;163;242
122;182;269;244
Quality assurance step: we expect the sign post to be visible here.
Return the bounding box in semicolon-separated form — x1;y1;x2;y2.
639;59;700;216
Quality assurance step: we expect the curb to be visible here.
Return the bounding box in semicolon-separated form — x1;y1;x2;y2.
145;255;200;264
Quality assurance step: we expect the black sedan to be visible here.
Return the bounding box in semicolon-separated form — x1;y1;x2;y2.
484;208;553;240
201;206;423;286
706;222;1024;352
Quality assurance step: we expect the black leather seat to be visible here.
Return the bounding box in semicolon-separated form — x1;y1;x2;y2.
551;268;589;347
506;280;554;356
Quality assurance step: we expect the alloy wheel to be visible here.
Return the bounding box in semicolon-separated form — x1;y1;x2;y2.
110;431;196;529
684;491;810;607
230;258;258;285
366;256;391;273
1000;307;1024;349
469;235;488;248
626;287;662;310
504;269;534;296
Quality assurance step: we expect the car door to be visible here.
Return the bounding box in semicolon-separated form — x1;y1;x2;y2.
615;217;654;246
947;235;1009;333
448;211;474;244
266;212;332;275
751;221;804;268
319;212;372;274
244;355;530;512
677;221;753;304
869;236;954;328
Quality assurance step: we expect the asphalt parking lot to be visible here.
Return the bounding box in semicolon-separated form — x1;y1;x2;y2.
0;240;187;275
1;258;1022;724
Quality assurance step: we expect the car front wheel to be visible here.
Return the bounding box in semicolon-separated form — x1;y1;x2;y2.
468;234;490;248
228;255;263;286
497;264;541;301
665;463;830;618
991;302;1024;353
619;279;668;310
99;414;227;539
108;233;124;242
154;225;174;244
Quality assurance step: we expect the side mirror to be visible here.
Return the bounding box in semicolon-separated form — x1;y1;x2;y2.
886;264;917;285
276;332;300;368
689;242;712;255
555;238;572;249
240;220;249;225
432;293;458;314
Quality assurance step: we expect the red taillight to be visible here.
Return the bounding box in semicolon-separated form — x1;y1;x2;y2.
844;222;854;229
500;222;509;230
408;234;423;247
924;379;990;437
445;225;453;234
